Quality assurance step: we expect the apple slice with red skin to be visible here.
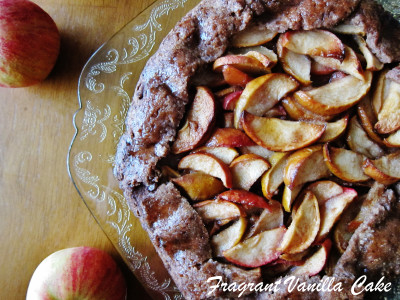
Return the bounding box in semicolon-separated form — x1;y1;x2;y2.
246;200;284;238
279;30;345;60
234;46;278;68
284;145;331;190
241;112;326;152
178;152;233;188
230;154;271;190
323;143;370;183
218;189;272;210
306;181;357;242
279;191;320;254
362;151;400;185
233;73;299;128
223;90;243;111
293;70;372;116
289;239;332;277
211;217;247;257
193;199;245;223
171;172;226;201
215;85;242;98
311;60;336;75
213;54;270;74
172;86;216;154
192;146;239;165
346;115;384;159
205;128;255;148
223;227;286;268
222;65;253;87
231;24;277;48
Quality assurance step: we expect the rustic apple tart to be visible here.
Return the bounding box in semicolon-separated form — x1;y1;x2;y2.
114;0;400;298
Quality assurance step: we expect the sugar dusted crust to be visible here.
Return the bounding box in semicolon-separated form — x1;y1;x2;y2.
114;0;400;298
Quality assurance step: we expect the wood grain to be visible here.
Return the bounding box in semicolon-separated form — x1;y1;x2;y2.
0;1;155;299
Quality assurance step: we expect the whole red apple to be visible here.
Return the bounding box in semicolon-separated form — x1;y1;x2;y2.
0;0;60;87
26;247;127;300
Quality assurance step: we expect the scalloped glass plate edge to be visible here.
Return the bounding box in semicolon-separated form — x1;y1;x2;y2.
67;0;199;299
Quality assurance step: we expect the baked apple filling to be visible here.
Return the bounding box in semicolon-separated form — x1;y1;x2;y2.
162;27;400;277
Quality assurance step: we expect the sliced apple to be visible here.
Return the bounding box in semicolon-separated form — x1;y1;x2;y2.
239;145;275;160
161;165;180;179
305;180;344;202
178;152;233;188
211;217;247;257
331;24;365;35
323;143;370;182
279;30;345;60
223;227;286;268
385;129;400;147
222;90;243;111
284;145;331;190
215;85;242;98
318;115;349;143
193;146;239;165
280;248;310;262
233;46;278;67
172;86;216;154
277;34;311;85
213;54;270;74
311;60;335;75
261;152;291;199
353;35;384;71
282;184;304;212
193;199;244;223
362;151;400;185
231;24;277;47
311;45;364;80
171;172;226;201
241;112;326;152
233;73;299;128
375;81;400;134
281;96;333;122
221;65;253;87
224;112;234;128
346;115;384;159
246;200;284;238
205;128;255;148
230;154;271;190
218;189;271;210
279;191;320;254
356;94;386;146
293;70;372;116
371;69;391;116
289;239;332;277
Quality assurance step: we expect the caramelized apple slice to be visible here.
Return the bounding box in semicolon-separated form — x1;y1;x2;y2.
282;184;303;213
279;30;345;60
281;96;333;122
178;152;233;188
222;90;243;111
222;65;253;87
371;69;391;115
311;45;364;80
362;152;400;185
193;199;244;223
233;46;278;68
218;189;271;210
289;239;332;276
172;86;216;154
205;128;255;148
375;81;400;134
353;35;384;71
346;115;384;159
233;73;299;128
385;129;400;147
223;227;286;267
284;145;331;190
231;24;277;47
230;154;271;190
172;172;226;201
331;24;365;35
241;112;326;152
279;191;320;254
239;145;275;160
213;54;270;74
323;143;370;182
261;152;291;199
211;217;247;257
318;115;349;143
247;200;284;238
293;71;372;116
193;146;239;165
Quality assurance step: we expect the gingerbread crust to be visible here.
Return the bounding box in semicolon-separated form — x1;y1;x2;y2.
114;0;400;299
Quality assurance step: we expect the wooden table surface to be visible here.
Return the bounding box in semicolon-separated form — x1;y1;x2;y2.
0;0;156;299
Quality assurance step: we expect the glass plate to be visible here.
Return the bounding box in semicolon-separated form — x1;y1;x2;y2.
67;1;400;299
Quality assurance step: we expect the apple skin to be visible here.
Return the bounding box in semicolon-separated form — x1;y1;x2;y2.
26;247;127;300
0;0;60;87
